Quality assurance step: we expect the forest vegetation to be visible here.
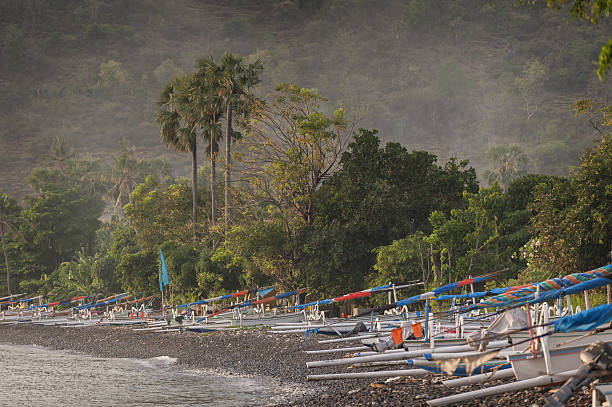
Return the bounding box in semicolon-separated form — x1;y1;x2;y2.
0;0;610;307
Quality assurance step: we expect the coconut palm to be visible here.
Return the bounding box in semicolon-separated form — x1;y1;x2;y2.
39;136;75;175
106;139;144;208
51;250;102;298
198;53;263;228
484;144;528;190
156;76;201;238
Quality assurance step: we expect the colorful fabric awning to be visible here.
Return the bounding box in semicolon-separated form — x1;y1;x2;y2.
474;264;612;309
395;273;503;308
292;283;395;311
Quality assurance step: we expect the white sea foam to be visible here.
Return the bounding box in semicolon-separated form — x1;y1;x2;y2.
149;355;178;365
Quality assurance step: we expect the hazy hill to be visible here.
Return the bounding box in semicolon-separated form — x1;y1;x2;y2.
1;0;610;198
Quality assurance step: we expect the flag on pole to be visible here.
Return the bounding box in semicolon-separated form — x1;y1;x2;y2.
159;248;170;285
159;268;163;292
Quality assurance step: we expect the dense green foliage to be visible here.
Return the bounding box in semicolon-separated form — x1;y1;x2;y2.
1;90;610;305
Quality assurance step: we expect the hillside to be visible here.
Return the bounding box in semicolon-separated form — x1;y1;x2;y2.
1;0;610;198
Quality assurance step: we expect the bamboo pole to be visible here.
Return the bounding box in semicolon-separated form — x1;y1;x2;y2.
585;290;591;310
318;334;381;344
427;369;578;406
307;368;429;381
443;367;514;387
305;345;370;355
306;341;508;368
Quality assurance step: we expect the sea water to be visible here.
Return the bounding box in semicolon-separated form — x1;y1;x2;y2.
0;343;291;406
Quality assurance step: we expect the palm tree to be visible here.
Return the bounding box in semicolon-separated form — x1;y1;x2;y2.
484;144;528;190
52;250;102;298
198;53;263;228
39;136;75;175
156;76;201;238
106;139;144;208
189;64;226;227
0;193;22;295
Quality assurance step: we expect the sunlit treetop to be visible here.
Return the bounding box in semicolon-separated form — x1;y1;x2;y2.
538;0;612;79
545;0;612;22
521;0;612;78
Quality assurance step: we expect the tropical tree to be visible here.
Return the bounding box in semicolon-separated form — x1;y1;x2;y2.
528;134;612;274
240;83;352;226
51;250;105;298
483;144;528;190
298;129;478;296
20;178;103;281
0;192;22;294
189;66;225;227
106;139;144;208
198;53;263;228
546;0;612;79
38;136;75;175
157;76;201;237
124;176;209;250
514;58;548;120
105;139;172;209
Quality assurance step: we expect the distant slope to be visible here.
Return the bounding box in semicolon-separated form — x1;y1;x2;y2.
0;0;610;198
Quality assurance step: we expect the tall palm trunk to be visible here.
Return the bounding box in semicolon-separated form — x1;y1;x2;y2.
1;224;10;295
224;102;232;228
211;137;217;225
191;140;198;238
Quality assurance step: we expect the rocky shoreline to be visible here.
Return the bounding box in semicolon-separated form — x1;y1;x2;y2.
0;324;591;406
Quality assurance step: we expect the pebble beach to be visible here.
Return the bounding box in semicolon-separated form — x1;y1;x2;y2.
0;325;592;406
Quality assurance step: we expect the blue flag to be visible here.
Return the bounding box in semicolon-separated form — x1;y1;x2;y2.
159;248;170;285
258;287;275;297
159;269;163;292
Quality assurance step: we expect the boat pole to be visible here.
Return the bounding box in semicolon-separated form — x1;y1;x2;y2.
306;341;508;368
539;302;553;375
307;369;428;381
427;370;578;406
609;251;612;305
318;334;381;344
305;345;371;355
585;290;590;310
442;366;514;387
525;303;537;357
424;299;430;342
469;276;476;305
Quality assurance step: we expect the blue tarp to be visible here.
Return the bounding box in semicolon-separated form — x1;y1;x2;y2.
275;290;297;299
370;284;393;292
398;275;499;307
432;282;460;295
554;303;612;332
437;292;487;300
435;287;511;301
293;298;334;310
395;296;419;307
74;294;129;310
